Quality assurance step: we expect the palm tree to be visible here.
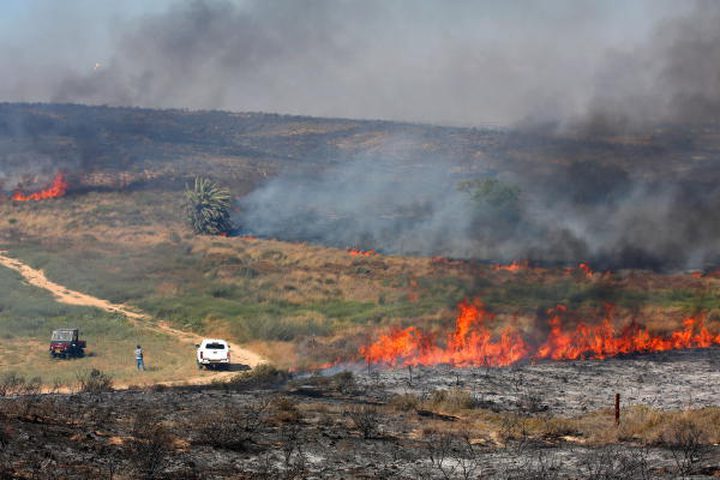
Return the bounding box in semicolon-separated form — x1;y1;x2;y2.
185;177;232;235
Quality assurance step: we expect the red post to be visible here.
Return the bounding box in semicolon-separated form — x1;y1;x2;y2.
615;393;620;426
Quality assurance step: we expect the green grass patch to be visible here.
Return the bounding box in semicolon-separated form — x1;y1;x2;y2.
0;265;196;385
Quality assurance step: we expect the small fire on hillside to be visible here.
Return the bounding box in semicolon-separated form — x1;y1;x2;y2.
11;172;68;202
493;260;530;272
348;247;376;257
578;262;594;278
360;300;720;368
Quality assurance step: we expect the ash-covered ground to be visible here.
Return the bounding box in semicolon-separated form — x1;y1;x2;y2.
362;347;720;415
1;349;719;479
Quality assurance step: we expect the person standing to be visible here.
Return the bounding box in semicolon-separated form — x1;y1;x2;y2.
135;344;145;371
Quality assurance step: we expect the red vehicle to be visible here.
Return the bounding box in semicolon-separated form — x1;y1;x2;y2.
49;328;86;359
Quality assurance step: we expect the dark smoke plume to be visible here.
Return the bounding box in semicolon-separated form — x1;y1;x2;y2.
570;0;720;133
0;0;707;128
228;0;720;270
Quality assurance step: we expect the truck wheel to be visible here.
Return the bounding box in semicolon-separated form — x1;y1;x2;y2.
197;362;203;370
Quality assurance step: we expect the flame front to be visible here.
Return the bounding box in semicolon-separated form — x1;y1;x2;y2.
11;173;68;202
493;260;529;272
348;247;376;257
361;300;528;367
578;262;594;278
361;300;720;368
535;305;718;360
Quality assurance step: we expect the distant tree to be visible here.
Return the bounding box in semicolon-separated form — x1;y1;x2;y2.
459;178;523;240
185;176;232;235
459;178;522;218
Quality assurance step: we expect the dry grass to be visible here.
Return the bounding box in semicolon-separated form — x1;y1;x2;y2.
0;331;197;387
425;388;476;413
4;186;720;372
452;405;720;449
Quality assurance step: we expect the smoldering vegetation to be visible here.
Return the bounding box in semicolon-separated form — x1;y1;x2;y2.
2;101;720;271
237;154;479;258
236;135;720;271
3;1;720;270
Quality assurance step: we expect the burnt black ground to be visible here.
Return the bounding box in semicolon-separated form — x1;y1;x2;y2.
364;347;720;415
1;348;719;479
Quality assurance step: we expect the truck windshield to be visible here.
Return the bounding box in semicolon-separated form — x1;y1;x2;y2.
205;343;226;350
51;330;74;341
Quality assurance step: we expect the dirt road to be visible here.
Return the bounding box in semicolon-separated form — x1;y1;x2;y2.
0;251;265;377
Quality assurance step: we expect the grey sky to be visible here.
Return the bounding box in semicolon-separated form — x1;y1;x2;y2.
0;0;702;125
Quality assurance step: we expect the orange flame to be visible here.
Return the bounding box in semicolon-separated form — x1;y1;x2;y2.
348;247;376;257
361;300;720;368
535;305;718;361
11;173;68;202
578;262;594;278
361;300;528;367
493;260;529;272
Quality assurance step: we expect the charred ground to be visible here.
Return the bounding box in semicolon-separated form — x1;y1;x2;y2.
1;352;720;479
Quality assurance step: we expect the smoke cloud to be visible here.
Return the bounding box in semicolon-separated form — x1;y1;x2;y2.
573;0;720;132
2;0;713;127
237;131;720;271
238;152;479;257
3;1;720;270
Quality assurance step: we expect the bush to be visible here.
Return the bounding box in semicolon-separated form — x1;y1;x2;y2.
414;431;481;480
271;396;302;424
76;369;113;394
0;373;41;398
228;364;289;389
389;393;420;412
580;445;650;480
426;388;475;412
0;373;25;397
185;176;232;235
346;405;381;439
661;417;710;476
192;400;269;451
131;410;171;479
332;371;355;394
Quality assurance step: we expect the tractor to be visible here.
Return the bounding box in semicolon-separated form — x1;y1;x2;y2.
49;328;86;359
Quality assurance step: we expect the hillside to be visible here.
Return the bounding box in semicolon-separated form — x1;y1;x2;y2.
1;103;720;379
3;102;720;268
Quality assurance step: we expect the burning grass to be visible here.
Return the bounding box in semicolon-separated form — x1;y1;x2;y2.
1;331;720;478
4;187;720;371
360;299;720;368
10;172;68;202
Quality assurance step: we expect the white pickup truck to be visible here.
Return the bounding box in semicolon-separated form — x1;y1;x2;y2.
196;338;231;370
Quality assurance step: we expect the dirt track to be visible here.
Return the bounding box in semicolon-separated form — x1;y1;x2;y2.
0;251;265;379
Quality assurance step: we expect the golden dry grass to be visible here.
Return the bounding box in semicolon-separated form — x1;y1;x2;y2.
388;388;720;448
4;187;720;369
0;331;197;388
